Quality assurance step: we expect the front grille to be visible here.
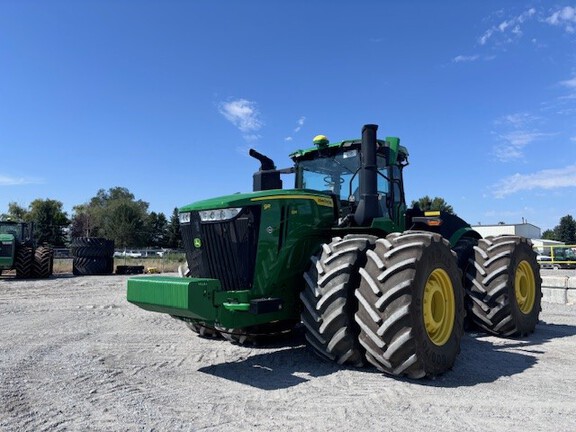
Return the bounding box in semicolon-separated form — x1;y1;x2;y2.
181;207;261;291
0;242;14;258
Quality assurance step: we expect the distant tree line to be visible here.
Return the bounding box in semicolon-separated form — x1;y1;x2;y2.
1;186;182;249
542;215;576;244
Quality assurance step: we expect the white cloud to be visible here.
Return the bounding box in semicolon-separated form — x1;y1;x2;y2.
496;112;539;128
502;131;547;146
294;116;306;133
284;116;306;142
545;6;576;32
492;164;576;198
218;99;263;134
560;76;576;89
492;112;550;161
494;131;549;162
494;144;524;162
452;55;480;63
0;175;42;186
479;8;536;46
479;29;494;46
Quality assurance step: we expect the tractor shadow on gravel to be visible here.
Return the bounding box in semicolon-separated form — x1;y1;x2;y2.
198;327;347;390
428;320;576;388
199;320;576;390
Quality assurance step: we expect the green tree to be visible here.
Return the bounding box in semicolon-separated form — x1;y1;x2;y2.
27;199;70;246
146;211;168;247
70;204;97;238
542;229;556;240
410;195;455;215
6;202;28;220
104;201;147;248
554;215;576;244
3;200;68;246
166;207;182;249
71;187;150;247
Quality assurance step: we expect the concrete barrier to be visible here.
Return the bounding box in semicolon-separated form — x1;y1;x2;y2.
567;276;576;304
541;276;576;304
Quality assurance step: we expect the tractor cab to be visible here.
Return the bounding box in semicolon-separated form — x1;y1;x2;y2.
0;221;32;244
290;126;409;229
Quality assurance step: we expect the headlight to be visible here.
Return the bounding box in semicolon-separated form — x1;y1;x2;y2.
179;212;191;224
199;207;242;222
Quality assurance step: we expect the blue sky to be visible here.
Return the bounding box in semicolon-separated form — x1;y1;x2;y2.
1;1;575;232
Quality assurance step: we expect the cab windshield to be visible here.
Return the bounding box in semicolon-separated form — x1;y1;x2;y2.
297;149;391;203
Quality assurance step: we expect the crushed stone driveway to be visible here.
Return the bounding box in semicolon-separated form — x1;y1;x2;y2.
1;274;576;432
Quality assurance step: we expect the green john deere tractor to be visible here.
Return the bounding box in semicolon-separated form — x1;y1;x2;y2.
127;124;542;378
0;220;54;278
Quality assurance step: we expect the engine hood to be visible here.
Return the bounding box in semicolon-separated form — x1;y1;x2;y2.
179;189;334;212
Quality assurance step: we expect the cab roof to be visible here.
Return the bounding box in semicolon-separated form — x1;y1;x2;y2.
289;138;409;164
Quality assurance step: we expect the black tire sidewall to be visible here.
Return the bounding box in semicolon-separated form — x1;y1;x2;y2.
409;238;464;376
507;241;542;335
73;257;114;275
71;238;115;258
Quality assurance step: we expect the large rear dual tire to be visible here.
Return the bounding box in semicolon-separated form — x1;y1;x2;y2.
15;247;34;279
464;235;541;337
33;246;54;278
15;246;54;279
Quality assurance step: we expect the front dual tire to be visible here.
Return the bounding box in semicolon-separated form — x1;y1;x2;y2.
355;232;464;378
300;235;375;366
303;231;464;378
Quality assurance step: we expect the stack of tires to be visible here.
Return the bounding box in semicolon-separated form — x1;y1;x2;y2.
71;237;114;276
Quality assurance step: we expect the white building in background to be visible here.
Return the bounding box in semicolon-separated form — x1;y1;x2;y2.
470;222;565;252
471;222;541;240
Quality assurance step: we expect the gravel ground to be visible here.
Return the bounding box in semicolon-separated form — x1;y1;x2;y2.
1;273;576;432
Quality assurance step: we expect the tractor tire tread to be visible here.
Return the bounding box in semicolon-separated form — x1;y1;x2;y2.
300;235;376;366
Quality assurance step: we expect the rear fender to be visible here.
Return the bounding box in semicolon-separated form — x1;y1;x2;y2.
408;210;481;247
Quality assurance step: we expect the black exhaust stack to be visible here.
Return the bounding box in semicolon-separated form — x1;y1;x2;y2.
354;124;381;226
249;148;283;191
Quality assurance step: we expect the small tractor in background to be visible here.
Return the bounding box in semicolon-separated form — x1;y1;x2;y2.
0;220;54;278
127;124;542;379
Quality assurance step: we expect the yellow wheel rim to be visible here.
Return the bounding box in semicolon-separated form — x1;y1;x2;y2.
423;268;455;346
515;260;536;314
